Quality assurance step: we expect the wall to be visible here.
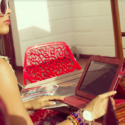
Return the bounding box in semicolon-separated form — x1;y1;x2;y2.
10;0;125;66
10;0;73;66
10;0;22;66
71;0;125;57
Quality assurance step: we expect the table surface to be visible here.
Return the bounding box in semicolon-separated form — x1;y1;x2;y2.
25;69;102;125
25;69;83;89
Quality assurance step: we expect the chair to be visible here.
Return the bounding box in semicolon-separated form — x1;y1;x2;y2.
23;42;82;85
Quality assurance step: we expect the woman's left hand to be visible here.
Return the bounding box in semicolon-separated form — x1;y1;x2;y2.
83;91;116;119
24;96;65;111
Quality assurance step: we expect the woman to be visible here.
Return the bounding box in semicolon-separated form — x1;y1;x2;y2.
0;0;116;125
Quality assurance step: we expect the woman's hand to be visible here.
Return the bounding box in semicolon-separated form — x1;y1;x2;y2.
83;91;116;120
24;96;65;111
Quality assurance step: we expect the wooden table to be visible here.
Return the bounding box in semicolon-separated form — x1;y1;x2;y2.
25;69;83;89
25;69;102;125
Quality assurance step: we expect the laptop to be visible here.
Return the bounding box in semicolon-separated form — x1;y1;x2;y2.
61;56;125;109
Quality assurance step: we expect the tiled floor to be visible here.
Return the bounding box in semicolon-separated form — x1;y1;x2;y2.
15;58;89;86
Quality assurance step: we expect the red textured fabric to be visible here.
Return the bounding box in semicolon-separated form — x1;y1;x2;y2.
119;117;125;122
115;99;125;106
30;109;59;123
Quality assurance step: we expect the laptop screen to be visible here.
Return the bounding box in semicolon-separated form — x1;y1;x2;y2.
79;61;119;96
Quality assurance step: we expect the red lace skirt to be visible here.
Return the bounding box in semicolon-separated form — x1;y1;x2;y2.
30;109;65;125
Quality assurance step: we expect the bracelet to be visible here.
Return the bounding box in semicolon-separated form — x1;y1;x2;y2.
67;109;93;125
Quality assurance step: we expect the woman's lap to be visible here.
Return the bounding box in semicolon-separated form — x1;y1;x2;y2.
30;109;67;125
34;114;64;125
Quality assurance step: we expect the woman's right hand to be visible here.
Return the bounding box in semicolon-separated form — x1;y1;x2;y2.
24;95;65;111
83;91;117;120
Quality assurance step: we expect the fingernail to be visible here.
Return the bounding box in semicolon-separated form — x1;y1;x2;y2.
61;96;65;100
53;102;56;105
114;91;117;93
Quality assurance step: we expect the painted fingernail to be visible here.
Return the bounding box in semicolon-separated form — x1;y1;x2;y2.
53;102;56;105
61;96;65;100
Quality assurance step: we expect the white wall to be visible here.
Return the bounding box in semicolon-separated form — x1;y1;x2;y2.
10;0;74;66
71;0;125;57
10;0;125;66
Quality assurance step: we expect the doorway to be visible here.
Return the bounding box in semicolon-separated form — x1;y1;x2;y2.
0;36;6;56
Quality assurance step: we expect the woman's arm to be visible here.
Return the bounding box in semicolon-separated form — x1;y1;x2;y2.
57;119;73;125
0;59;34;125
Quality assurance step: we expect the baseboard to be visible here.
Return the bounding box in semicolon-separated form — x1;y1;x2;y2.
80;54;91;59
80;54;117;59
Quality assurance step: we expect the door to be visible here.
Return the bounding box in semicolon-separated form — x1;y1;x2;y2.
0;24;16;69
